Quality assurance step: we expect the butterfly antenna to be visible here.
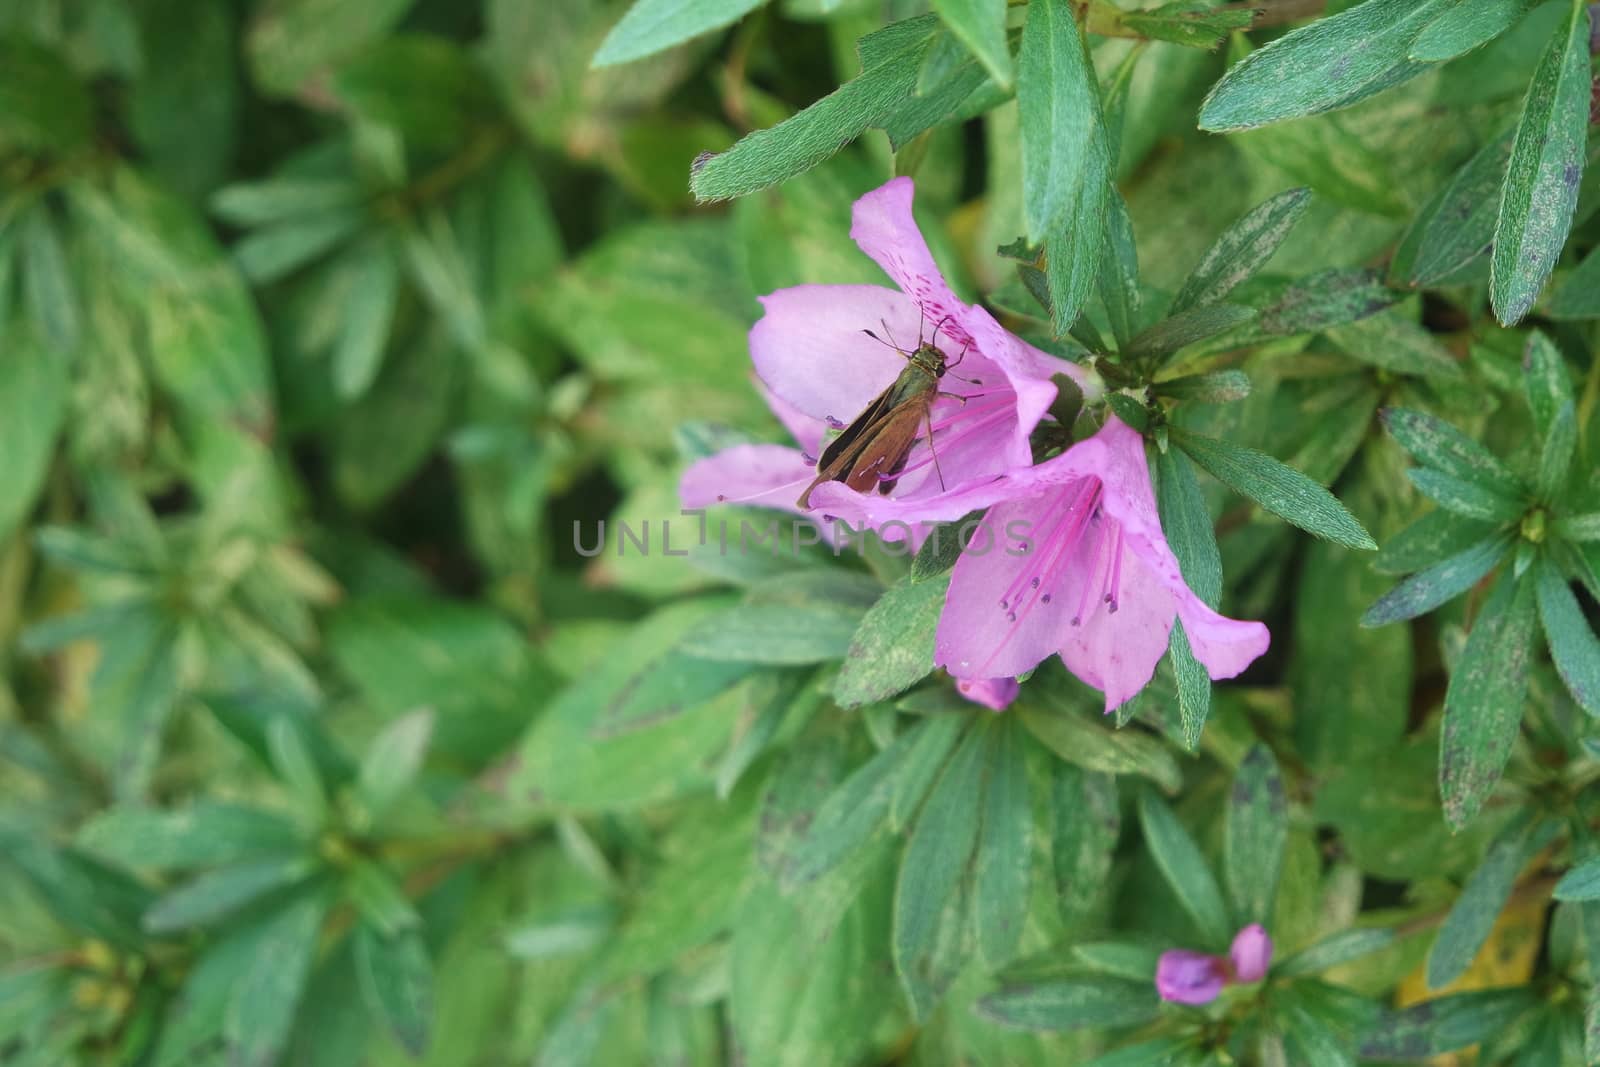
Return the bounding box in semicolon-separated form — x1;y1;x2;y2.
861;328;897;351
929;314;953;351
879;318;906;356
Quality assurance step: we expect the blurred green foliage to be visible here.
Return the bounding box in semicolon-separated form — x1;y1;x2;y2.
1;0;1599;1064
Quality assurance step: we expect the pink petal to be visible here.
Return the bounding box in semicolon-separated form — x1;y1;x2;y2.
749;284;923;424
934;495;1075;681
1081;419;1270;689
755;376;826;458
955;676;1020;711
1055;533;1184;712
1229;924;1273;983
1155;950;1226;1005
679;444;819;513
850;177;965;326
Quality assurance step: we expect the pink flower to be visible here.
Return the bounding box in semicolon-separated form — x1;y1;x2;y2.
851;416;1269;712
1230;923;1273;983
1155;950;1228;1005
1156;924;1274;1006
955;677;1020;711
680;177;1090;540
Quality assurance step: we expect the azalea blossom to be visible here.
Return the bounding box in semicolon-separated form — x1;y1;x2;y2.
1156;924;1274;1005
680;176;1092;540
842;416;1269;712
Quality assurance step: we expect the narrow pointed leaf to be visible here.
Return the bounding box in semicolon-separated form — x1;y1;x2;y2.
1440;572;1538;829
1171;187;1311;313
1225;744;1288;927
930;0;1012;88
1380;408;1522;494
1362;535;1512;627
1407;469;1524;523
1018;0;1101;240
592;0;766;68
1410;0;1534;61
1427;814;1550;988
1138;789;1230;947
1535;557;1600;716
1173;430;1377;550
1198;0;1452;131
1535;400;1576;500
1522;331;1575;437
1489;3;1592;325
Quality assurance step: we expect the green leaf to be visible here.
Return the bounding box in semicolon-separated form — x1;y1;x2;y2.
1118;4;1252;49
356;924;435;1056
1225;744;1287;927
1408;130;1515;286
1548;245;1600;318
1152;369;1252;404
1156;446;1221;746
1406;469;1525;523
1173;430;1377;550
1258;268;1397;336
19;205;81;353
223;889;331;1067
0;326;68;542
233;210;366;284
598;652;756;737
930;0;1012;89
1051;764;1120;929
1171;187;1311;314
1325;309;1466;381
355;709;434;822
1554;856;1600;900
332;237;399;399
894;722;984;1020
679;603;865;664
593;0;765;67
1554;513;1600;542
1098;190;1140;347
1360;989;1540;1059
1535;400;1576;500
782;715;962;886
1198;0;1452;131
1275;928;1397;977
1044;181;1109;334
1124;303;1256;360
0;36;94;155
1427;814;1550;989
1535;556;1600;716
833;575;948;708
1017;0;1102;241
248;0;417;96
76;804;305;871
267;716;328;825
973;719;1031;968
1411;0;1533;60
1522;330;1575;438
1440;571;1538;829
976;978;1160;1032
1380;408;1522;495
1018;702;1181;792
144;855;316;934
1362;534;1513;626
1376;510;1500;576
1489;2;1593;325
690;17;935;201
1138;788;1231;947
